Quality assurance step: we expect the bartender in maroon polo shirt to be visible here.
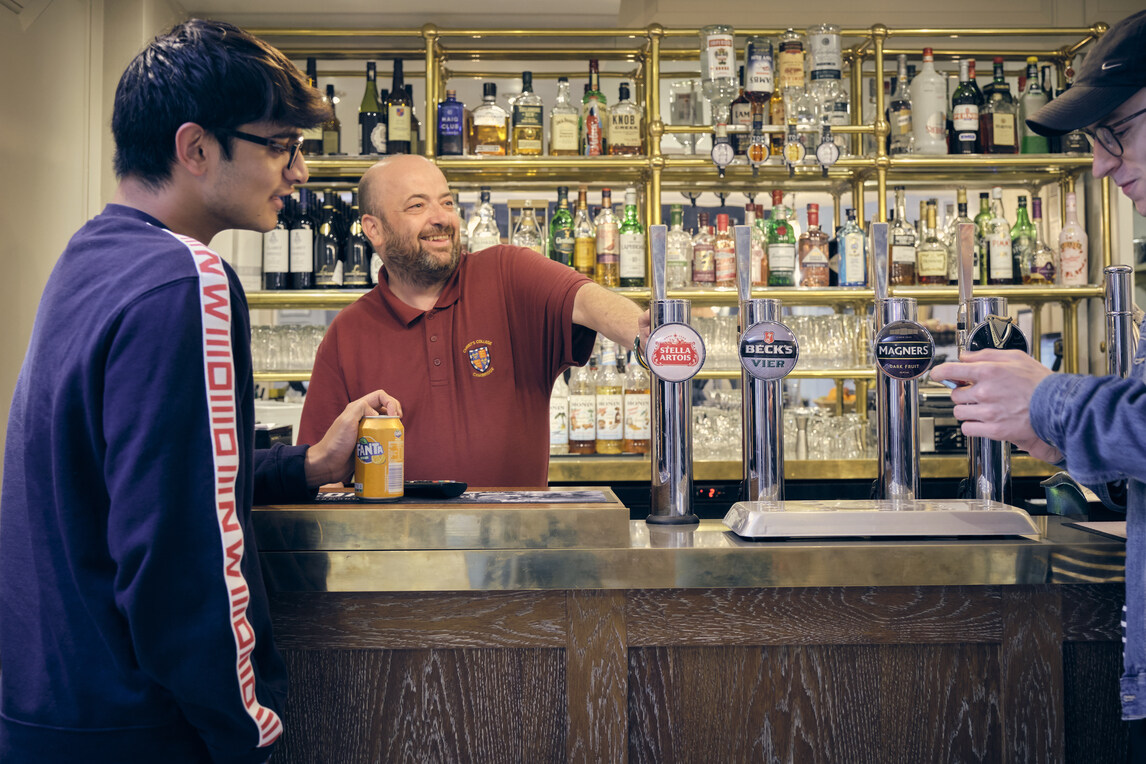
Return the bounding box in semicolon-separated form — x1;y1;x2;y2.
297;155;649;488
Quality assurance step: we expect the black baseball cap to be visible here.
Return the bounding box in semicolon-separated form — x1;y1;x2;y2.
1027;10;1146;137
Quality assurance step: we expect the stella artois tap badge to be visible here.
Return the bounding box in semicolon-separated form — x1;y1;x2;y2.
645;322;706;383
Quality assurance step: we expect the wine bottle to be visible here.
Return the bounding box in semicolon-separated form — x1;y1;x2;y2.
302;58;323;156
950;58;982;154
289;190;316;290
313;191;343;288
322;84;341;155
262;206;290;290
359;62;385;155
343;191;371;288
385;60;412;154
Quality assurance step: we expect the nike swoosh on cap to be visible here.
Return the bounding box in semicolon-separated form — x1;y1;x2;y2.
1102;61;1124;70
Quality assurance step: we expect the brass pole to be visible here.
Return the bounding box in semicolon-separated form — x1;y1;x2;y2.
872;24;889;223
1030;300;1043;363
423;25;438;158
647;24;664;161
1062;299;1080;374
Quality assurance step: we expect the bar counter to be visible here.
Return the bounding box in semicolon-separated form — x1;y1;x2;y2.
255;489;1128;763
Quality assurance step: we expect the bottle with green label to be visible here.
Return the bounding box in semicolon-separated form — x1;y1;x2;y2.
549;186;575;267
618;187;645;287
766;189;796;286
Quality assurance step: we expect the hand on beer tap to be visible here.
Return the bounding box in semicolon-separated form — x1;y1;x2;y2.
304;388;403;488
930;349;1064;465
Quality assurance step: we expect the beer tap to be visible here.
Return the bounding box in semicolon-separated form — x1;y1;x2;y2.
1105;265;1136;379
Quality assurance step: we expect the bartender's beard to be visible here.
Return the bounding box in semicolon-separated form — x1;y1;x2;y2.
379;218;461;288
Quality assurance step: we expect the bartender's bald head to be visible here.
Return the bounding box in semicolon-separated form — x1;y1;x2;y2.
358;154;448;220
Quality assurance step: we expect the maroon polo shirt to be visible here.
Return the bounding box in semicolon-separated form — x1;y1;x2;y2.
298;246;595;488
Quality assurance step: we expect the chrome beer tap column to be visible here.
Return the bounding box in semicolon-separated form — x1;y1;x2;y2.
735;225;798;502
646;225;705;525
1105;265;1136;379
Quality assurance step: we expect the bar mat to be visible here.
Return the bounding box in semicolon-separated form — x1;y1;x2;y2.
313;489;613;504
1063;521;1127;541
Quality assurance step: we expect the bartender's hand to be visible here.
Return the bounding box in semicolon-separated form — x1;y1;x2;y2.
638;309;651;348
931;349;1064;465
304;389;402;487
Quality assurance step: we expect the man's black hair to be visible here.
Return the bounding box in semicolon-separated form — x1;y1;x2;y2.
111;18;330;187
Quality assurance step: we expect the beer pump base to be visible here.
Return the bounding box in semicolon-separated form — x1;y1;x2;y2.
723;499;1039;540
646;512;700;526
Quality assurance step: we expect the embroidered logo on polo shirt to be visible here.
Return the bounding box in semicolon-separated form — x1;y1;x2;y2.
464;339;495;377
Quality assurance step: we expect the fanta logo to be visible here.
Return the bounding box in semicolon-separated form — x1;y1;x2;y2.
464;339;495;377
652;337;700;366
356;437;387;464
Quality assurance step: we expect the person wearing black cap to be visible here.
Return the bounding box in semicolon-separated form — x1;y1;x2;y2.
932;10;1146;759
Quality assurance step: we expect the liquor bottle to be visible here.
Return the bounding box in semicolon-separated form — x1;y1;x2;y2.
916;202;949;285
974;192;992;284
699;24;738;124
713;213;736;287
777;28;805;94
766;190;796;286
437;90;465;156
595;342;624;455
359;62;386;155
263;207;290;290
289;190;315;289
302;58;323;156
836;208;866;287
1025;197;1058;285
572;185;596;278
1019;57;1050;154
944;187;976;284
1059;191;1088;286
469;203;502;253
807;23;848;155
665;204;693;289
582;60;608;156
888;54;914;155
320;84;341;155
986;186;1014;285
511;207;545;255
385;60;412;154
313;191;343;288
980;58;1018;154
618;187;645;287
730;67;752;157
769;83;786;157
745;203;767;286
950;59;982;154
343;192;371;288
567;362;596;455
595;189;620;286
889;186;917;286
511;71;544;156
910;48;948;154
470;82;508;156
1009;195;1036;284
405;84;420;154
622;352;650;454
609;82;643;155
744;35;775;108
550;77;580;156
466;187;494;241
692;212;715;286
549;186;575;267
796;204;830;287
550;373;570;456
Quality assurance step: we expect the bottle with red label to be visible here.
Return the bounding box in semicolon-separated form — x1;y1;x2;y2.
692;212;715;286
713;213;736;287
798;204;830;287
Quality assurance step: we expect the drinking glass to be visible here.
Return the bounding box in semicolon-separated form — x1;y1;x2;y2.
669;79;702;155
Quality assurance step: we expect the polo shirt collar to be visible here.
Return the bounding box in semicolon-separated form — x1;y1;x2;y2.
376;253;465;327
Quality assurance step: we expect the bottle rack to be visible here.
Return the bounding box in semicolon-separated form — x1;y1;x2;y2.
247;23;1113;481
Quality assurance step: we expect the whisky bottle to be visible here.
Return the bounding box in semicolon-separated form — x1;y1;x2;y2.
550;77;580;156
1018;57;1050;154
1025;197;1058;285
714;213;736;287
766;190;796;287
798;203;830;287
549;186;575;267
594;189;619;287
511;207;545;255
572;185;596;277
595;342;624;455
836;208;866;287
470;82;508;156
777;28;805;93
888;55;913;155
980;58;1018;154
622;352;651;455
385;60;412;154
916;202;949;285
359;62;385;155
910;48;948;154
1009;195;1036;284
986;186;1013;285
567;362;596;455
609;82;643;155
618;187;645;287
1058;191;1088;286
665;205;693;289
511;71;544;156
950;59;982;154
889;186;917;286
437;90;465;156
692;212;715;286
582;60;608;156
730;67;752;157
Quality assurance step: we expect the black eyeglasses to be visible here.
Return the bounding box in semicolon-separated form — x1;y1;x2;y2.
1082;105;1146;158
215;128;305;170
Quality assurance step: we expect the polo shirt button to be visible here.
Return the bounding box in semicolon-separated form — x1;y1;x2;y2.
433;359;442;366
426;312;435;320
430;335;438;342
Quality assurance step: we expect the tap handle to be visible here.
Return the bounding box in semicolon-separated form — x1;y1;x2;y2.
956;221;976;352
650;224;667;303
870;221;889;308
735;225;753;305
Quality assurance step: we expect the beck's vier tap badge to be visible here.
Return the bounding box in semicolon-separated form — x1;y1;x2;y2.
465;339;494;377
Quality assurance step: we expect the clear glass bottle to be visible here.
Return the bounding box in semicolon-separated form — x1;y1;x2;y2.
618;187;645;287
549;372;570;456
572;185;596;278
776;28;806;93
469;202;502;253
594;189;619;287
950;59;982;154
916;202;949;285
890;186;917;286
699;24;738;123
798;203;830;287
974;191;992;284
550;77;580;156
807;23;848;155
980;57;1018;154
511;207;544;255
609;82;643;155
466;187;494;241
437;89;465;156
986;186;1014;285
836;208;866;287
469;82;508;156
511;71;544;156
665;204;693;289
567;362;596;455
944;187;977;284
622;352;650;455
888;54;914;155
1025;197;1058;285
1058;191;1088;286
745;203;767;286
766;189;796;286
582;59;608;156
549;186;575;267
1019;56;1050;154
692;212;715;286
594;341;623;455
910;48;948;154
1009;195;1036;284
713;213;736;287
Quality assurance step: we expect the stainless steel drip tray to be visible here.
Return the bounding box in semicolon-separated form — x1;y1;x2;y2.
723;499;1041;540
